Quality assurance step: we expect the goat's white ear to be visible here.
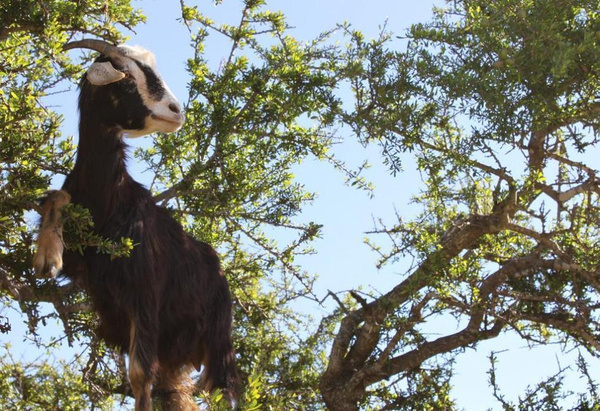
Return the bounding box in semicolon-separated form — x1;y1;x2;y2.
86;61;126;86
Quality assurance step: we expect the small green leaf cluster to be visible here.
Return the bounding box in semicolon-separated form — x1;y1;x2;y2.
0;0;144;333
61;203;134;259
321;0;600;409
0;347;116;410
135;1;342;408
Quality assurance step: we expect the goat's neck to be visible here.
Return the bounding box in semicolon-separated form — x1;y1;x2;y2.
66;116;134;218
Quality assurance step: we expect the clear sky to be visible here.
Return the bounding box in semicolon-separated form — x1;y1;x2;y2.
11;1;598;409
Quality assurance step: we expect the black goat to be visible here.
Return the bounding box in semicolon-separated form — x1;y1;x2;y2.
34;39;239;410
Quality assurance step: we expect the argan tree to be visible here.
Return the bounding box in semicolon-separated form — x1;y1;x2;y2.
319;0;600;409
1;1;337;409
2;0;600;410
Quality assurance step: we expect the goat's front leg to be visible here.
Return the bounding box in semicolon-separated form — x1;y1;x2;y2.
33;190;71;277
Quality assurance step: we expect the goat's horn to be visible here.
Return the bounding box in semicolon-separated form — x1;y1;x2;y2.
62;39;121;57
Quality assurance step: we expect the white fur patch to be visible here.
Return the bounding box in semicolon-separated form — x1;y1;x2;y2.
118;45;158;69
113;45;184;137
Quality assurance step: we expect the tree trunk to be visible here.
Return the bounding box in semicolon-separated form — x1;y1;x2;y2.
320;375;365;411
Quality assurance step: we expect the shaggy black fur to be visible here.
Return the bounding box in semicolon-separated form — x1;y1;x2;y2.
58;57;239;408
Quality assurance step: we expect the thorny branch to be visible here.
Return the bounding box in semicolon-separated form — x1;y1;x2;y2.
321;114;600;409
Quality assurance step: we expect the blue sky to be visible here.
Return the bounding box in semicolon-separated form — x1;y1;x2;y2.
7;1;598;409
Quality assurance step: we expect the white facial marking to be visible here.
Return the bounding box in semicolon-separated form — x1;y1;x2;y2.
115;45;184;137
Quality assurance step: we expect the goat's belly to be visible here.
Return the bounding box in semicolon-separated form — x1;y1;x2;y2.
84;261;140;350
61;252;131;349
157;317;204;369
93;295;131;349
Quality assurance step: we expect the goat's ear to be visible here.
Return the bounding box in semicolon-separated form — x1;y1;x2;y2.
86;61;126;86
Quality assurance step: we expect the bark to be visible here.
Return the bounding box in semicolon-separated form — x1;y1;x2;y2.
320;210;511;410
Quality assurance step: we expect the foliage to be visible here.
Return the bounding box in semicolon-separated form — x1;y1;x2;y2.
2;0;600;409
148;1;341;408
489;351;600;411
0;345;118;410
2;0;337;408
319;0;600;409
0;0;144;405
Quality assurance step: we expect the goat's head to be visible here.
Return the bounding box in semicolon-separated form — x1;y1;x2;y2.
64;39;184;137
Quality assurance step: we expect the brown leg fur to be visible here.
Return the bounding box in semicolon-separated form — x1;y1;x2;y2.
129;322;156;411
155;366;198;411
33;190;71;277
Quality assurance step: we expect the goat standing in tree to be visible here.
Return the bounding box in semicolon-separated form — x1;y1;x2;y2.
33;39;239;410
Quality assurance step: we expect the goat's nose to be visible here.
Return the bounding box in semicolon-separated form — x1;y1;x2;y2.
168;102;181;114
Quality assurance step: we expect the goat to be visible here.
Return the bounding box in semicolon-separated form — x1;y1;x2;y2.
33;39;239;410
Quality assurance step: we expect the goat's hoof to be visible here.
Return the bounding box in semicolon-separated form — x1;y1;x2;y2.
33;253;63;278
33;237;64;278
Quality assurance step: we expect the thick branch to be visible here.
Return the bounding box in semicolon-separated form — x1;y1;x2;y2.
374;317;505;385
358;254;547;386
321;212;509;409
538;179;600;204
